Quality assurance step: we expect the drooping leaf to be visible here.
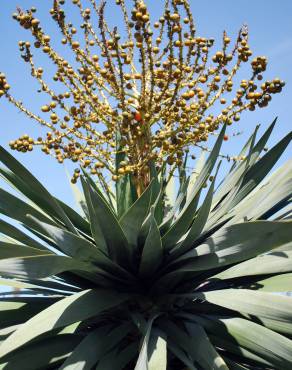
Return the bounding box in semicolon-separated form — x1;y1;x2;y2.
0;188;57;231
0;278;36;291
192;315;292;370
174;221;292;272
0;255;97;280
208;334;272;368
192;289;292;325
0;242;50;259
249;273;292;292
214;250;292;280
0;289;127;358
0;300;54;329
0;334;82;370
0;219;45;250
0;146;77;234
59;323;131;370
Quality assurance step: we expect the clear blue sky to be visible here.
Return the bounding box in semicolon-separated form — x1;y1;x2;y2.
0;0;291;208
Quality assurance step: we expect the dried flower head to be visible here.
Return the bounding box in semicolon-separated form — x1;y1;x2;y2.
0;0;284;194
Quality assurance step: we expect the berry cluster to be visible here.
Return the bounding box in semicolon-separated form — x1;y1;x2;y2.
0;73;10;97
0;0;284;194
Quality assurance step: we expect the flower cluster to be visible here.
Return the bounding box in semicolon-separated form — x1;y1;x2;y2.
0;0;284;192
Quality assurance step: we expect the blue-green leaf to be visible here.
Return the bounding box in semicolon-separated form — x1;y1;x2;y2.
85;179;130;265
0;289;127;358
139;208;163;277
0;146;77;234
120;181;153;249
161;125;226;250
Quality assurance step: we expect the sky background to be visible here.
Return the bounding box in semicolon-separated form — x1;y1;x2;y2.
0;0;291;209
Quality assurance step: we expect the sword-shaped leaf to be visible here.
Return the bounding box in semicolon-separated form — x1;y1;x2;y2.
139;208;163;277
231;131;292;207
85;179;130;265
0;146;77;234
214;250;292;280
170;165;219;260
0;255;97;280
192;289;292;324
148;329;167;370
161;125;226;250
59;323;131;370
115;131;137;217
120;181;153;248
0;334;81;370
0;289;127;358
0;188;56;231
81;177;108;254
0;242;50;259
174;221;292;272
134;315;159;370
193;315;292;370
26;217;133;281
0;219;45;250
248;273;292;292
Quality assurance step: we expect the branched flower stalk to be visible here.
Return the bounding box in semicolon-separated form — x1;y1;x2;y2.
0;0;284;195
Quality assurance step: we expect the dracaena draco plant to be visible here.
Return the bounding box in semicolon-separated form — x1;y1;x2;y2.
0;1;292;370
0;0;285;196
0;122;291;369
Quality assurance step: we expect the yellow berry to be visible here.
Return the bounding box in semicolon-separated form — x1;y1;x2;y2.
43;35;51;43
41;105;50;112
72;41;80;49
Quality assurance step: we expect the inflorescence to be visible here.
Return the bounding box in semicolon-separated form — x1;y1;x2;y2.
0;0;284;192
